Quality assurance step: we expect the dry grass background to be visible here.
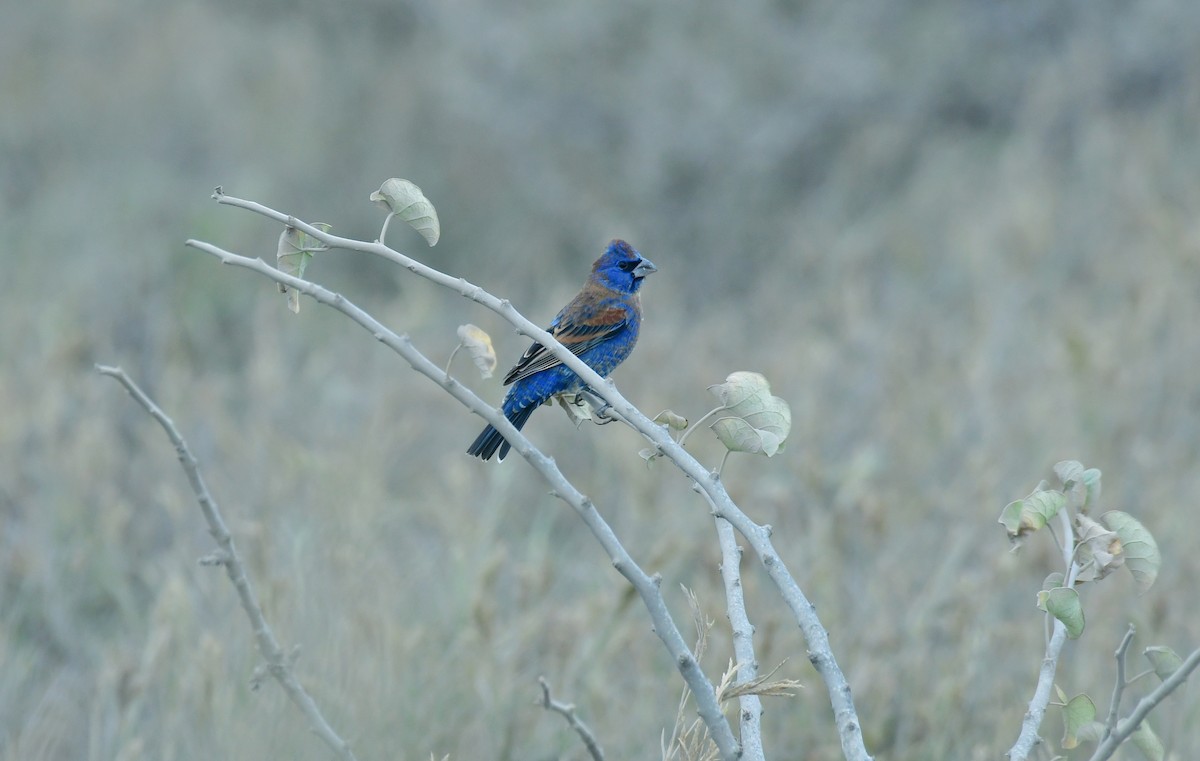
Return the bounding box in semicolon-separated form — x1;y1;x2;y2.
4;1;1200;759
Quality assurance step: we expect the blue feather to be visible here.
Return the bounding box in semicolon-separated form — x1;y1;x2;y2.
467;239;656;461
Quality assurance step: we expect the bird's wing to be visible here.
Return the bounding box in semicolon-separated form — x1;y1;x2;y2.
503;305;629;385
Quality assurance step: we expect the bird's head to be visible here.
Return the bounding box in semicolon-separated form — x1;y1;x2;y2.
591;239;657;293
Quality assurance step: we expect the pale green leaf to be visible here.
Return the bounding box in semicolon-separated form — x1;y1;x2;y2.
1061;693;1096;749
370;178;440;246
275;223;331;313
999;490;1066;541
712;418;785;456
554;393;593;423
1037;587;1085;639
1144;646;1183;681
1054;460;1085;497
1074;513;1124;583
999;500;1026;538
1102;511;1161;593
707;372;792;456
653;409;689;431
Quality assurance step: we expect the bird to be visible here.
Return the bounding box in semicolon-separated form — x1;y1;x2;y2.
467;239;657;461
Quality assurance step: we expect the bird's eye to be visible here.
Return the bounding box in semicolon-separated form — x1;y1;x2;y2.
618;259;638;272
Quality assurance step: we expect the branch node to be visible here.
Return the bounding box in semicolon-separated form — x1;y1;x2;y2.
198;550;231;566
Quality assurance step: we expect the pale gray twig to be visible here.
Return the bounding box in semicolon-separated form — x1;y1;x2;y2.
537;677;604;761
1087;645;1200;761
710;495;764;761
95;365;358;761
1102;625;1138;737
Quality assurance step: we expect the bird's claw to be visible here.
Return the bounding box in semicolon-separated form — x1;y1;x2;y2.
577;386;617;424
593;402;616;424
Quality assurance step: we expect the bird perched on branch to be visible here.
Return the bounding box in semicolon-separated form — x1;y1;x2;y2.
467;239;657;461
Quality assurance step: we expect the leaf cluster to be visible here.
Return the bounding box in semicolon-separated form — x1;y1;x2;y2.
1000;461;1177;761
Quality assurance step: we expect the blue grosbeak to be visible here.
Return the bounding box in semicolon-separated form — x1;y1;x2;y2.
467;239;657;461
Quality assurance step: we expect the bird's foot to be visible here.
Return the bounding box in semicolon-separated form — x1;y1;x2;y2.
579;387;617;424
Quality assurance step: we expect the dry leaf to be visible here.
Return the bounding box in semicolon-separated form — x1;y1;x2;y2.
370;178;440;246
456;324;496;379
707;371;792;456
275;223;330;313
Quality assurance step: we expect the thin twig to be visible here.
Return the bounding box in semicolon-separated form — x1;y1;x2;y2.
537;677;604;761
676;407;722;449
95;365;358;761
1125;668;1156;684
182;239;741;761
1102;625;1137;737
444;343;462;379
1086;645;1200;761
378;211;396;245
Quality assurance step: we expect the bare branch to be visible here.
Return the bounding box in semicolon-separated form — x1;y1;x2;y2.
714;510;764;761
1087;645;1200;761
537;677;604;761
1102;625;1138;737
181;239;742;760
95;365;358;761
191;191;873;761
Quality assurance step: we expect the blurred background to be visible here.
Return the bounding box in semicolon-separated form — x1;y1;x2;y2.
4;0;1200;758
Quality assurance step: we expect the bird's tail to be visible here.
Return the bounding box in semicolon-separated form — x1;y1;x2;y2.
467;403;537;461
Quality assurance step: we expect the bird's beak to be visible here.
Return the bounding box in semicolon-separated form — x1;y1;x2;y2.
633;258;657;278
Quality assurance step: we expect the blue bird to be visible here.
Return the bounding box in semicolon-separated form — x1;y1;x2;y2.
467;239;657;461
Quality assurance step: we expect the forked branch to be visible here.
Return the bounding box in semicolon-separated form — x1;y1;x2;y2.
188;189;873;760
96;365;358;761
